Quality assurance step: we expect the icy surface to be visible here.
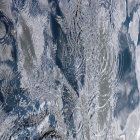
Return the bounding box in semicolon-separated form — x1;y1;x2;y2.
0;0;140;139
